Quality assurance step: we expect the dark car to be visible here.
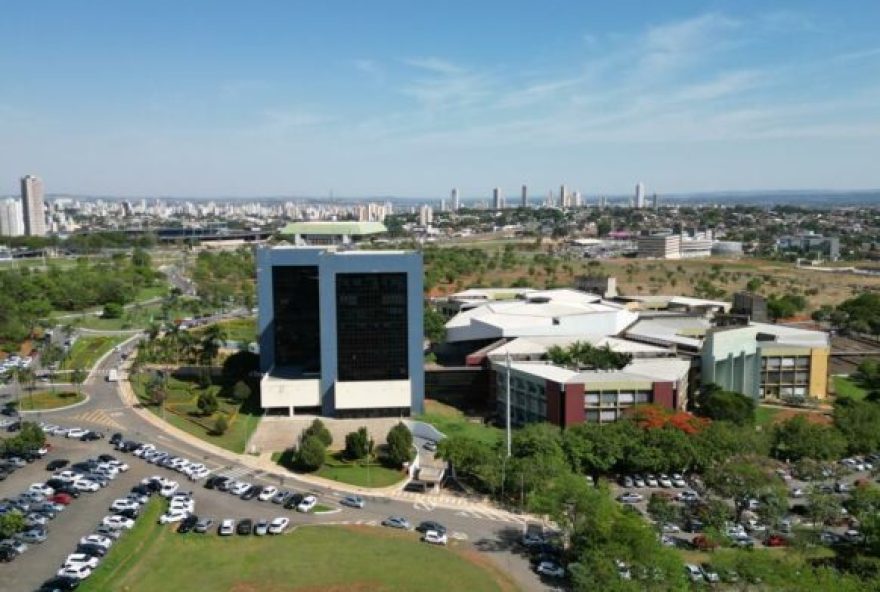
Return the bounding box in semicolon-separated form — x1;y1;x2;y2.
284;493;304;510
177;514;199;534
46;478;66;490
416;521;447;535
121;440;140;453
76;543;108;558
403;481;428;493
130;485;152;497
0;470;8;481
47;459;69;471
38;576;81;591
80;431;102;442
0;546;16;562
55;486;80;498
109;433;123;446
117;508;139;520
0;406;16;416
204;475;223;490
6;422;21;432
215;477;232;492
236;518;253;535
97;454;117;463
240;485;260;501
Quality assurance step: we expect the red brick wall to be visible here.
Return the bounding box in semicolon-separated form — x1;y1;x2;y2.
546;380;562;426
652;381;675;410
563;383;585;427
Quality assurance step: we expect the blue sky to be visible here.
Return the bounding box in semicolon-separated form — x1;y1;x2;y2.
2;1;879;198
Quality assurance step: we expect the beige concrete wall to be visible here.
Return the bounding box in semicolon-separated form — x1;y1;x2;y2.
809;347;829;399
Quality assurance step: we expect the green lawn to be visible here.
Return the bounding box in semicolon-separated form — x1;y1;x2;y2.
191;317;257;343
16;390;85;411
417;399;502;445
62;335;127;370
756;406;780;427
313;451;406;488
834;375;868;401
79;521;516;592
131;372;261;453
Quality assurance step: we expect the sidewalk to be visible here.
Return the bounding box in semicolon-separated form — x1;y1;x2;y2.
114;369;516;515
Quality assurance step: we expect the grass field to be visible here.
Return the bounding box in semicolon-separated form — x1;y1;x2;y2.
314;451;406;488
131;372;261;453
755;406;780;427
62;335;127;370
191;317;257;343
418;399;502;445
833;375;868;401
79;518;516;592
15;390;85;410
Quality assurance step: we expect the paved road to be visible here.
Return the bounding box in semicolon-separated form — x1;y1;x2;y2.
2;346;549;591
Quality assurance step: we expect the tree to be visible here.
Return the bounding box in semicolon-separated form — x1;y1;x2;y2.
231;380;252;403
146;376;166;407
704;455;783;522
424;305;447;343
18;421;45;450
344;427;371;461
834;398;880;454
197;391;219;416
200;323;228;368
303;418;332;447
771;415;846;461
647;493;680;532
296;434;326;471
562;421;628;476
385;422;414;468
213;414;229;435
102;302;124;319
807;487;843;528
0;511;25;539
696;386;756;425
71;367;87;395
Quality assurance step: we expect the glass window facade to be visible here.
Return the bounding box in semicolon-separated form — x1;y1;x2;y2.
760;355;810;398
585;389;654;423
272;266;321;374
495;371;547;425
336;272;409;381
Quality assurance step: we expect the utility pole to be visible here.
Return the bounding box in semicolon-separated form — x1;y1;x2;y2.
506;352;512;458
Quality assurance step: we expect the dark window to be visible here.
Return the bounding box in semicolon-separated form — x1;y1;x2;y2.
272;266;321;374
336;272;409;381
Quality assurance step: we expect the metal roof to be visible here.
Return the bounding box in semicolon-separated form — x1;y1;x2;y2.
279;221;387;236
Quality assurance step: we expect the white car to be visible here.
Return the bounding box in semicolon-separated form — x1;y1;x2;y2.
268;517;289;534
259;486;278;501
159;509;190;524
79;534;113;549
340;495;365;509
159;482;180;498
617;492;643;504
219;519;235;536
63;553;100;569
170;502;195;514
661;523;681;533
29;483;54;496
685;564;703;583
110;499;139;512
229;482;250;496
134;444;156;457
102;515;135;529
108;460;129;472
296;495;318;513
745;519;767;534
658;474;673;488
671;473;687;488
57;565;93;580
142;475;170;486
422;530;448;545
66;428;89;439
74;479;100;492
645;475;659;487
535;560;565;578
791;487;805;498
677;490;700;503
57;470;83;483
189;467;210;480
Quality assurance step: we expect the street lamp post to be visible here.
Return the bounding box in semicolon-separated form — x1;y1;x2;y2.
506;352;512;458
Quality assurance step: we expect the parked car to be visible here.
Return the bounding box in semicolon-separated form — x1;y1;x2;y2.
535;560;565;578
102;515;135;529
764;534;790;547
700;564;721;583
46;459;69;471
240;486;261;501
272;490;291;504
56;565;92;580
177;515;199;534
296;495;317;513
416;521;447;535
218;519;235;536
258;486;278;501
194;518;214;534
422;530;448;545
236;518;253;535
254;520;269;536
617;492;643;504
268;517;289;534
685;564;704;583
671;473;687;488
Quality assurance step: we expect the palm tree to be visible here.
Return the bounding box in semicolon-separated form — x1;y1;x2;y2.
71;367;86;395
14;366;36;411
200;324;227;368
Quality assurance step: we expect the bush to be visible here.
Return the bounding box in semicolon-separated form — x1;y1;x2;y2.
344;427;371;461
296;435;326;471
213;415;229;435
197;392;219;416
102;302;124;319
385;422;414;468
303;418;332;447
232;380;252;403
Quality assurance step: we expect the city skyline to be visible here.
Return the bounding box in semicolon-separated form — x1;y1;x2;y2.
2;2;880;197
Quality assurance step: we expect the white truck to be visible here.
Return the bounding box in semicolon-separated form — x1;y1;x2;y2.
106;368;119;382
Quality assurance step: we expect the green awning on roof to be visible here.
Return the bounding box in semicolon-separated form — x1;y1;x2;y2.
279;221;387;236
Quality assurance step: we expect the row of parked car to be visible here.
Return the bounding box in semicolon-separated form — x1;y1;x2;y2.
203;475;321;513
618;472;689;489
39;423;104;442
0;442;50;482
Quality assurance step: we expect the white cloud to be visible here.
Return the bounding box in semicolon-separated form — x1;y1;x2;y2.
402;57;465;75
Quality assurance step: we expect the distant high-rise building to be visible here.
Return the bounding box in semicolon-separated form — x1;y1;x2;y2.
652;193;659;209
419;204;433;226
0;198;24;237
559;184;568;208
600;195;607;209
492;187;504;210
634;182;646;209
573;191;582;208
20;175;46;236
440;198;447;212
451;188;460;212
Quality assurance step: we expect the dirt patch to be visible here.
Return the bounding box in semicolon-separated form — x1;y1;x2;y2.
770;407;832;425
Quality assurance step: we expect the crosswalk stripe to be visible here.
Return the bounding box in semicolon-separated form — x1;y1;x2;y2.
68;409;126;431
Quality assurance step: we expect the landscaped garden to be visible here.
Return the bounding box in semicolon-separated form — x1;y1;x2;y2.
62;335;127;370
417;398;502;445
833;375;868;401
191;317;257;344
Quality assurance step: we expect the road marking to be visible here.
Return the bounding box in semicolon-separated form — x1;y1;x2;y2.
451;531;468;541
413;501;436;511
